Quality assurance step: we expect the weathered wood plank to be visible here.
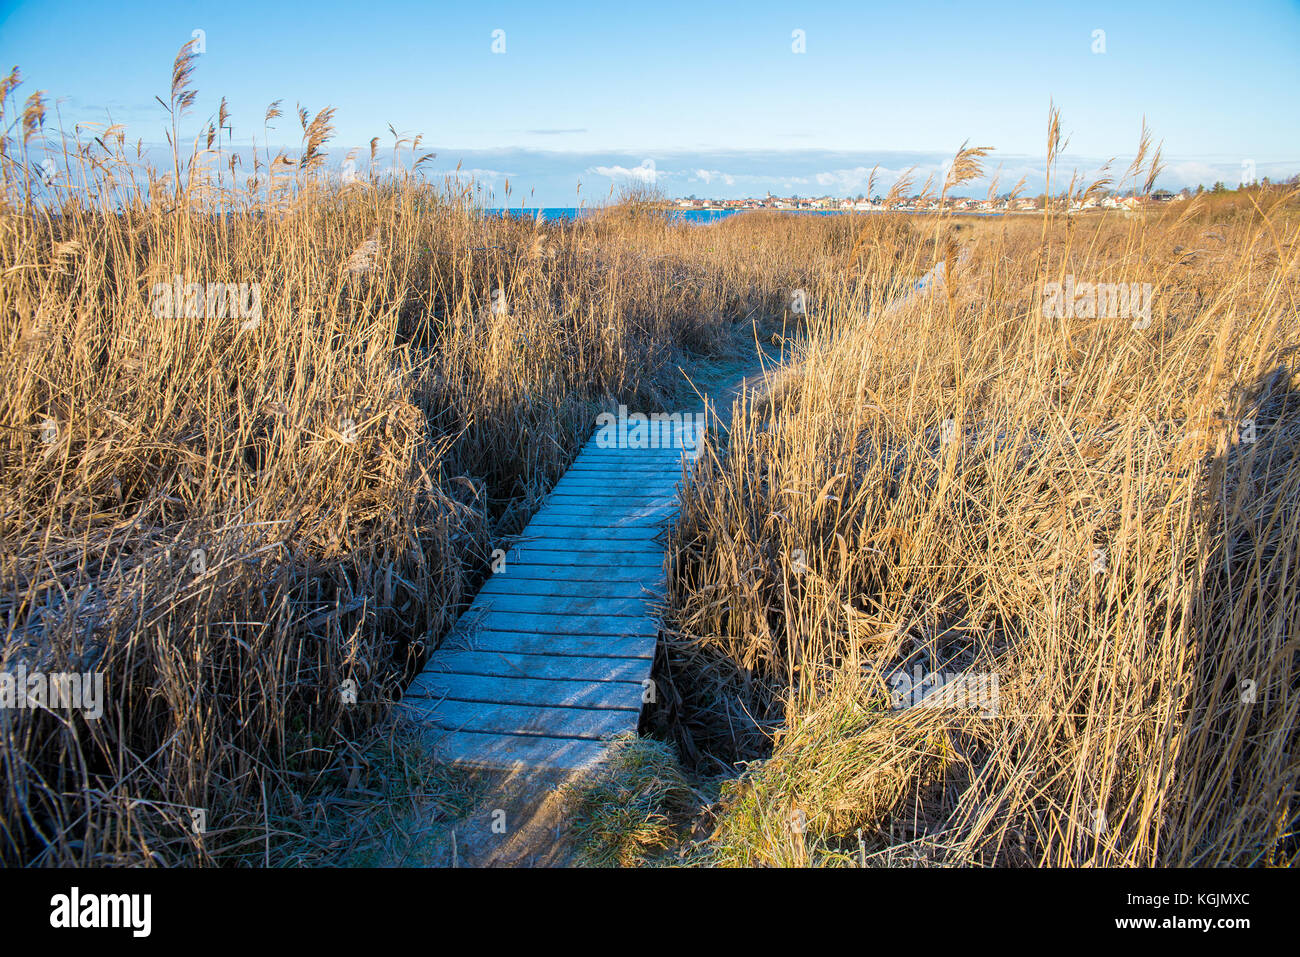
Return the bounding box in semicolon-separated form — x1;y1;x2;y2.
501;548;662;568
585;429;701;443
442;629;657;659
532;498;678;511
471;591;652;618
548;484;680;500
507;524;664;542
557;464;686;475
526;507;672;521
525;514;672;530
551;478;680;492
418;729;618;772
548;487;678;502
407;671;644;710
590;441;691;455
472;610;658;637
546;494;676;506
563;466;689;476
424;650;649;682
475;576;658;600
486;563;665;583
532;505;677;521
399;697;634;740
501;538;660;553
575;451;691;463
554;472;682;485
563;463;687;474
507;537;661;555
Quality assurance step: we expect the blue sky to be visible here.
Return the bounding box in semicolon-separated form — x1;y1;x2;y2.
2;0;1298;203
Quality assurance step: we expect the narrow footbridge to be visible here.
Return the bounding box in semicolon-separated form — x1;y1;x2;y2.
399;414;702;772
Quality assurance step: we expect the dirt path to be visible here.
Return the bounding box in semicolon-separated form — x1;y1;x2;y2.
672;317;788;421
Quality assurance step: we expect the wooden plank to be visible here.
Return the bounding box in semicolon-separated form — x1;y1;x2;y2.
425;650;650;682
579;438;693;448
543;500;674;512
508;534;661;553
554;475;682;485
577;442;697;452
407;671;644;710
472;610;657;637
563;463;687;474
506;536;662;554
471;591;652;618
535;496;678;509
546;494;675;506
399;697;634;740
553;475;686;488
585;432;700;443
550;482;680;496
487;564;665;583
538;488;681;504
507;524;664;542
574;451;690;462
533;504;677;520
566;457;690;467
584;430;702;445
475;576;658;599
570;460;694;471
585;428;701;438
501;548;662;568
593;422;701;432
552;476;681;488
419;729;617;772
555;474;683;485
442;629;657;659
573;445;690;455
555;471;682;483
556;466;684;476
523;518;675;534
526;514;672;530
529;502;674;515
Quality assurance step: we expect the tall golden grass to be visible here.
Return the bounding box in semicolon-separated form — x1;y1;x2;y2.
0;50;834;865
663;169;1300;865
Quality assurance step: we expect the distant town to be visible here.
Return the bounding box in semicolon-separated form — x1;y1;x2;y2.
669;181;1293;213
671;191;1172;213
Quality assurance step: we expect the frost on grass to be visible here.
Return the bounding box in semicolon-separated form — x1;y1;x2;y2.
564;736;696;867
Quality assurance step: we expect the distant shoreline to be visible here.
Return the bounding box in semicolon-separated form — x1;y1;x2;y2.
482;207;1025;222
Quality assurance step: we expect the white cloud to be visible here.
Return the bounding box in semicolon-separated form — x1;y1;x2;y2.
692;169;737;186
590;159;658;183
803;166;909;193
430;167;512;180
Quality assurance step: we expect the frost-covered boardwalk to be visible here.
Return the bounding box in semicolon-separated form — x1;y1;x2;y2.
400;413;703;772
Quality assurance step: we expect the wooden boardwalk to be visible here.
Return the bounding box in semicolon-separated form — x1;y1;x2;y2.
400;415;703;772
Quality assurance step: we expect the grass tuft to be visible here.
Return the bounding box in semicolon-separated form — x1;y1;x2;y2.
564;736;697;867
